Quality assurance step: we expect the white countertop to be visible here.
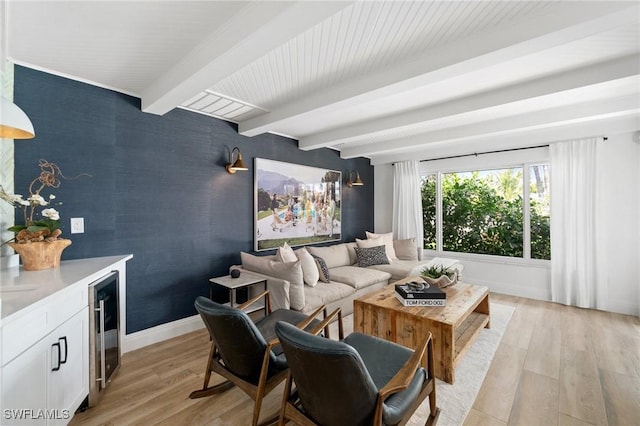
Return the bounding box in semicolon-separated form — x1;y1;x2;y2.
0;254;133;321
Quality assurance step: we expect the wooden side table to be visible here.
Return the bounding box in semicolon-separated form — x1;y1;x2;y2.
209;271;268;315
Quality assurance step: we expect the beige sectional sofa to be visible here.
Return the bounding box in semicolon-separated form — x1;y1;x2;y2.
236;237;463;316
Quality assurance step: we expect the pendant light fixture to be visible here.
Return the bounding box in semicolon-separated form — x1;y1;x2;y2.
0;97;35;139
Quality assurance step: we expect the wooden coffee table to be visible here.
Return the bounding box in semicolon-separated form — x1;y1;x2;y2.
353;277;490;384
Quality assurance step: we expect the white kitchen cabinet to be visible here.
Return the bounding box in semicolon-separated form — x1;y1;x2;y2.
1;307;88;426
1;255;132;426
1;336;48;425
48;307;88;424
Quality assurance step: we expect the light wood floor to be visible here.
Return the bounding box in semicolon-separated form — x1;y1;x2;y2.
70;293;640;426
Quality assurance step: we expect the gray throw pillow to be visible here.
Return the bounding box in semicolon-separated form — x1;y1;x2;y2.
355;245;390;268
310;254;331;283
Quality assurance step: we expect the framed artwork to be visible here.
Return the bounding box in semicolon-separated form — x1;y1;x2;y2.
254;158;341;251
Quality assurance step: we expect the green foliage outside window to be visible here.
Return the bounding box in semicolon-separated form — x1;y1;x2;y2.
529;165;550;260
530;201;550;259
421;168;550;260
442;171;524;257
421;175;437;250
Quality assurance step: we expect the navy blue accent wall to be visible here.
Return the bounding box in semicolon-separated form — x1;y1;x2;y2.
13;66;374;333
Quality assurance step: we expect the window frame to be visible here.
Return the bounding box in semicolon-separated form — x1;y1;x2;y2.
420;148;550;266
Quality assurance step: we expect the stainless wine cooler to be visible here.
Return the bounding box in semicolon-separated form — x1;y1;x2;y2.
88;271;120;406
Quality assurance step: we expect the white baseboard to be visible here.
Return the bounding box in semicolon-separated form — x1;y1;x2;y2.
468;278;551;301
606;299;640;317
121;314;204;354
472;279;639;317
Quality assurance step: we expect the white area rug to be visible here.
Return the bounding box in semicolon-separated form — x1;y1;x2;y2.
328;302;514;426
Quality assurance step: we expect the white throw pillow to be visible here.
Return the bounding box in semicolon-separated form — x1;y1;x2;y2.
240;252;305;310
345;242;358;265
276;242;297;263
307;244;351;268
393;238;418;261
365;231;398;261
356;237;384;249
295;247;319;287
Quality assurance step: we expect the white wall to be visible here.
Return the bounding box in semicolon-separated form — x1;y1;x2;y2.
374;132;640;316
439;255;550;301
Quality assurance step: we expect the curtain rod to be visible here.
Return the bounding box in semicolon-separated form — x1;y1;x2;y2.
391;137;608;164
418;144;549;163
413;137;608;163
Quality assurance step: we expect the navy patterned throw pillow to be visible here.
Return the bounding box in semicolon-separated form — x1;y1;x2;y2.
355;245;390;268
311;254;331;283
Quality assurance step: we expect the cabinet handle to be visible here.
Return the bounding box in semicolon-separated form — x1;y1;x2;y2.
98;299;106;389
59;336;68;364
51;342;61;371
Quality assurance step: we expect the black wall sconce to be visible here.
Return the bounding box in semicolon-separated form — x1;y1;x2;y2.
347;170;364;187
226;146;249;174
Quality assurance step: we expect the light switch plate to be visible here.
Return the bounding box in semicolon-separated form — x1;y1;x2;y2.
70;217;85;234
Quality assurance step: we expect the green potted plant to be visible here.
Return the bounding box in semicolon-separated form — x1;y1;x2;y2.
420;264;458;288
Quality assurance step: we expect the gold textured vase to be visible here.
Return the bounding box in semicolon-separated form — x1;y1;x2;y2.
8;239;72;271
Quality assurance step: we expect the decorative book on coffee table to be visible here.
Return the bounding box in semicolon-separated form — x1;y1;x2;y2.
395;282;446;307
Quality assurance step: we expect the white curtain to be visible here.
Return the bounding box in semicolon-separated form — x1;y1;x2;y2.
550;137;607;309
392;161;424;258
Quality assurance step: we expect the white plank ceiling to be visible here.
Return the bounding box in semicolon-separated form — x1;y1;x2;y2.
6;0;640;165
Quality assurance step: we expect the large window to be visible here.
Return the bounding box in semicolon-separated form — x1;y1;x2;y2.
421;164;550;260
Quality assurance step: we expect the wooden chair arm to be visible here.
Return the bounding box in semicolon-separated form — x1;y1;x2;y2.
265;336;285;356
266;336;281;347
377;332;431;400
309;308;342;337
265;305;329;347
238;290;270;313
293;304;326;330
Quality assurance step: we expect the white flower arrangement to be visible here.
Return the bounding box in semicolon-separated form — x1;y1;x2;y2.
41;207;60;221
0;160;86;244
